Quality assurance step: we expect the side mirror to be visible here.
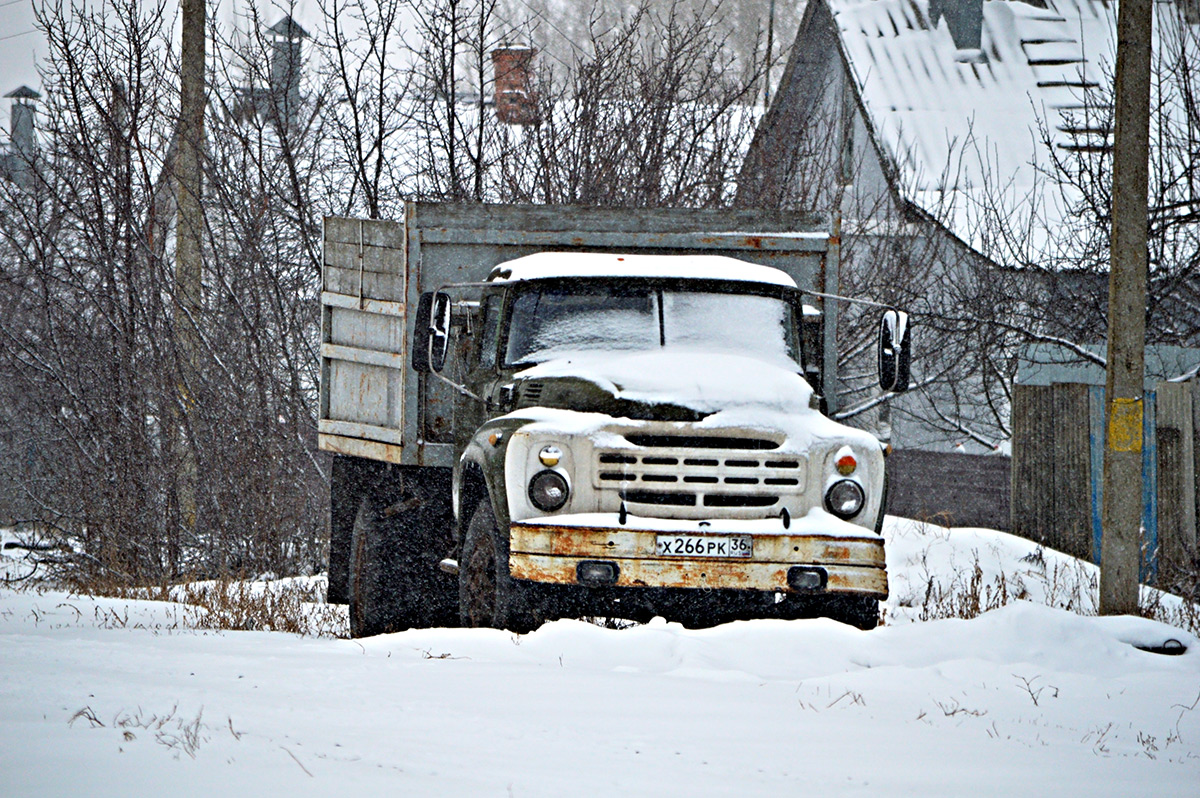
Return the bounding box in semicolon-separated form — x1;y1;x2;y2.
800;304;823;387
413;291;452;373
878;309;911;393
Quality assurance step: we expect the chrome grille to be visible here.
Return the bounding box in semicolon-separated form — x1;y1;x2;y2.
594;443;806;511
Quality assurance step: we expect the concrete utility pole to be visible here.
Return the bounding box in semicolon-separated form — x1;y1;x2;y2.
1100;0;1152;616
174;0;206;533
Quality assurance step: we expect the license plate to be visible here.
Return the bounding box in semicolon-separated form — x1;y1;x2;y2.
655;534;752;558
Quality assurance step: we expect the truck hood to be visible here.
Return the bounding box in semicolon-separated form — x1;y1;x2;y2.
513;350;814;418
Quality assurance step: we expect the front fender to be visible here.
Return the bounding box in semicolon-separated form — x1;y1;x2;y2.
454;417;533;536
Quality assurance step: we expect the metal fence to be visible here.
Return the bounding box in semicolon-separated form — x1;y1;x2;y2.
887;449;1011;531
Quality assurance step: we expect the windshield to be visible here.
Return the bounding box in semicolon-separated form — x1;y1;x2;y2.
504;283;803;368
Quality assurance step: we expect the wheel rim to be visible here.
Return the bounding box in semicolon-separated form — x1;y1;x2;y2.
464;535;498;627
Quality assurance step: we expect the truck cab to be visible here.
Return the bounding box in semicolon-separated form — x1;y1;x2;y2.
419;252;904;631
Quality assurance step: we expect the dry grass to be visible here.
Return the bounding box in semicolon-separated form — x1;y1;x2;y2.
49;577;350;638
162;579;348;638
896;518;1200;635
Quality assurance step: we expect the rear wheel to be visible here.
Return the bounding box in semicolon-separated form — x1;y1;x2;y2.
326;455;361;605
459;499;539;633
347;467;459;638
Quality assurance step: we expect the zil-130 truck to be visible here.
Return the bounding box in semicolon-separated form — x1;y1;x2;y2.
319;203;910;637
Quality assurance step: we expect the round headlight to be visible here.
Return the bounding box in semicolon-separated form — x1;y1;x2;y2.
825;479;865;519
529;470;570;512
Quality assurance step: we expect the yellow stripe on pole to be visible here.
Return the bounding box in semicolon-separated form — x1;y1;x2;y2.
1108;397;1143;453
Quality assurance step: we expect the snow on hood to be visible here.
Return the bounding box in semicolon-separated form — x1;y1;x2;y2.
515;349;813;414
511;349;883;453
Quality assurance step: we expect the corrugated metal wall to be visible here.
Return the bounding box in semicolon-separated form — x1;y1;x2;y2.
1010;379;1199;584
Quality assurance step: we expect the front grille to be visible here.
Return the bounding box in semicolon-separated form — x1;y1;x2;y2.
595;438;806;513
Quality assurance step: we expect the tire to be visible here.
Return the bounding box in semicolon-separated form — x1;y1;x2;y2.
778;593;880;630
348;467;459;638
828;594;880;630
459;498;539;633
326;456;360;605
663;591;770;629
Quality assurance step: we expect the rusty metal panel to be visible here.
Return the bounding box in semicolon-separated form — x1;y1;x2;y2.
317;432;405;464
320;216;411;462
508;552;887;596
324;241;407;275
324;216;408;249
328;305;404;351
510;523;885;567
327;360;398;428
319;419;404;445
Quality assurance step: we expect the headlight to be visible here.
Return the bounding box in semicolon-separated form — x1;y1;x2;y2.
825;479;865;519
529;470;570;512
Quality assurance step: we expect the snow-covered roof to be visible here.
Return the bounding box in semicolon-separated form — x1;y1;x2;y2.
827;0;1134;247
487;252;800;287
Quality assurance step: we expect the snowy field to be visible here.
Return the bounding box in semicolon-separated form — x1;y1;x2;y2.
2;518;1198;796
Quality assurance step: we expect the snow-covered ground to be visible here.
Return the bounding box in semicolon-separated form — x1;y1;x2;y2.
2;518;1198;796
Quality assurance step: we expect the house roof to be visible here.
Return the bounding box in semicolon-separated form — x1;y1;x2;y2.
825;0;1139;252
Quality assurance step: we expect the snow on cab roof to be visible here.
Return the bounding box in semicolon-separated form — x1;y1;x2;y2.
487;252;798;288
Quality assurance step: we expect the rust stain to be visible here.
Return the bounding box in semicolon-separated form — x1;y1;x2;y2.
510;524;885;567
509;552;888;596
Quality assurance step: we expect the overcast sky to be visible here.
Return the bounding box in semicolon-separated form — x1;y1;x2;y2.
0;0;43;132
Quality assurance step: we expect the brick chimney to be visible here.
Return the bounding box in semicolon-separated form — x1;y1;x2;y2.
492;46;539;126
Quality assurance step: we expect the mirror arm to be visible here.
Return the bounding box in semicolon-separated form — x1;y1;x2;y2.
430;371;483;403
803;289;895;311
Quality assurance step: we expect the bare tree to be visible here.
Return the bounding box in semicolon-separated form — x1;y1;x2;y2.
317;0;416;218
492;0;765;208
0;0;328;586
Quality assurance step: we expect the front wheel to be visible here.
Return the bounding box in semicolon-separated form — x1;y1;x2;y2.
829;594;880;630
459;499;539;633
778;593;880;630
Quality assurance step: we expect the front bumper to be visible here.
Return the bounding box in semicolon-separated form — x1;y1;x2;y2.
508;515;888;598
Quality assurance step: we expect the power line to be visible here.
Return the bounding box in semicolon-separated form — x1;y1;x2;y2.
0;0;32;8
0;27;36;42
505;0;587;61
